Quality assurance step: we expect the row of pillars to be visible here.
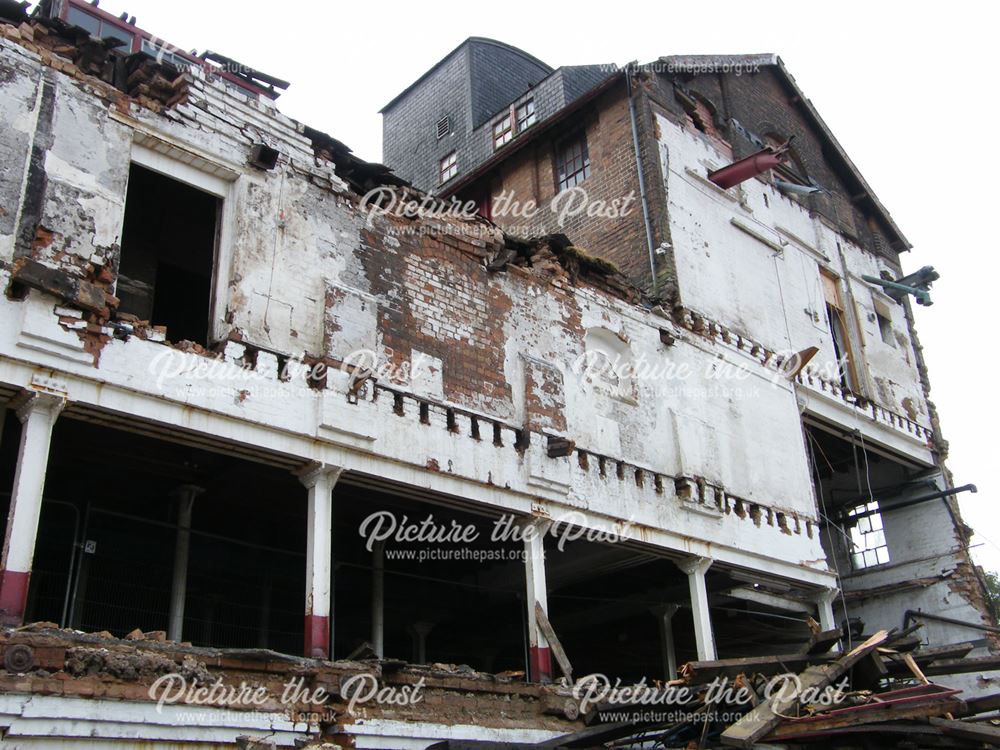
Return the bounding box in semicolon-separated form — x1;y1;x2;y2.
0;394;840;681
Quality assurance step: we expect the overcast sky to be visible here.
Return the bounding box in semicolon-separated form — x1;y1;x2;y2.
77;1;998;570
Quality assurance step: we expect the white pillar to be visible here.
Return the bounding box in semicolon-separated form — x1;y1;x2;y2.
678;556;716;661
652;604;680;679
522;518;551;682
168;485;203;643
297;463;342;659
371;540;385;658
815;587;840;650
0;393;64;626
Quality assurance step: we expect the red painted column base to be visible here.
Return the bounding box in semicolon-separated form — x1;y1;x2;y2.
304;614;330;659
529;645;552;683
0;569;30;627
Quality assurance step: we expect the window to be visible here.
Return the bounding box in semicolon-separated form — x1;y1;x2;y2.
493;114;513;150
556;135;591;192
67;6;135;49
117;163;220;346
493;99;535;151
516;100;536;132
141;38;192;70
439;152;458;183
436;116;450;140
847;502;890;569
821;271;860;393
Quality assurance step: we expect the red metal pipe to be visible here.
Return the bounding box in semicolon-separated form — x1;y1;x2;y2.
708;143;790;190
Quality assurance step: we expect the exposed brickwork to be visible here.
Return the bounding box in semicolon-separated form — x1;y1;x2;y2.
461;85;655;291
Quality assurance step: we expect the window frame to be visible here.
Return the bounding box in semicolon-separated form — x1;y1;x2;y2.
439;151;458;184
515;100;536;132
846;501;890;570
493;113;513;150
492;98;536;151
555;133;592;192
128;141;237;346
821;270;861;394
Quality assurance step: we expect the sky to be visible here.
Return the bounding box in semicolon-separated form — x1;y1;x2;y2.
65;1;998;569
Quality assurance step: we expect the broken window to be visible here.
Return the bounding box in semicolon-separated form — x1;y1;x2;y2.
821;271;860;393
847;501;890;569
66;5;135;49
493;114;513;149
556;134;591;192
117;163;220;347
439;152;458;183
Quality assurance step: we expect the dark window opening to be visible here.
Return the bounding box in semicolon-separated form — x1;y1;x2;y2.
556;134;591;192
118;164;220;347
826;303;858;393
821;271;859;394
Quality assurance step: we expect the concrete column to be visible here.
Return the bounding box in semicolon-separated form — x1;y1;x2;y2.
815;588;840;649
167;485;203;643
297;462;342;659
522;518;552;683
410;621;434;664
678;556;716;661
651;604;680;680
371;540;385;658
0;393;64;626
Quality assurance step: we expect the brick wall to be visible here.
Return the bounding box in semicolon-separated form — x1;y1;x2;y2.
459;85;657;291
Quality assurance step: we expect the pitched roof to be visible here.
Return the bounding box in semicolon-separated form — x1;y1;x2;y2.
659;54;911;250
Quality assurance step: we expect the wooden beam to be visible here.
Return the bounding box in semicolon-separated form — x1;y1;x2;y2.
681;653;832;682
804;628;843;655
929;717;1000;746
534;603;573;682
721;630;890;748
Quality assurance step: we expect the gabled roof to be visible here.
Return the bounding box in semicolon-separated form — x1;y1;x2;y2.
659;54;911;250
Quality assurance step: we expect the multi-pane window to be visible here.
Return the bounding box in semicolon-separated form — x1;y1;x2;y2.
847;502;890;569
516;100;536;132
493;114;513;149
493;99;535;151
439;152;458;183
556;135;591;191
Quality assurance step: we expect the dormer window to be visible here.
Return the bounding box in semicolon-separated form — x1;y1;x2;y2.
516;100;536;132
494;114;513;149
493;99;536;151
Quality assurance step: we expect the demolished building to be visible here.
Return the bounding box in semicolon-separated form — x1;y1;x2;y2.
0;3;996;747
